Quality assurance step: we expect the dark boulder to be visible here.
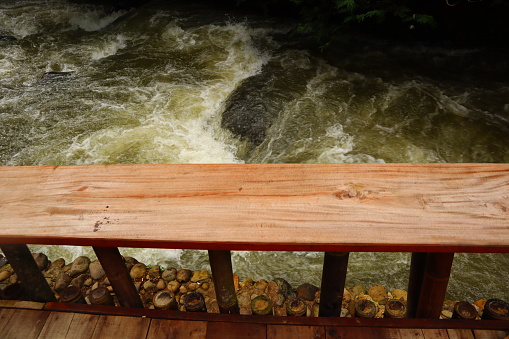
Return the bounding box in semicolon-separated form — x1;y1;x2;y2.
0;36;17;42
221;50;316;145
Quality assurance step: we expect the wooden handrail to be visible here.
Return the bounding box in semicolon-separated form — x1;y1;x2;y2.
1;164;508;321
0;163;508;252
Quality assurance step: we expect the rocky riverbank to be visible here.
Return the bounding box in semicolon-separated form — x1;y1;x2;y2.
0;253;498;319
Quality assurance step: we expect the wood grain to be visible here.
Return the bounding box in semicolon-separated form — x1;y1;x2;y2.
37;312;75;338
0;309;50;338
268;324;325;339
63;313;100;338
207;321;266;339
90;314;150;339
146;319;207;339
1;164;508;252
472;330;509;339
447;329;475;339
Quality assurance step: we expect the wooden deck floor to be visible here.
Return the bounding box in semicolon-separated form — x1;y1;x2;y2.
1;306;508;339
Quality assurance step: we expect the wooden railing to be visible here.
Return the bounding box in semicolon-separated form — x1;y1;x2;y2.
1;164;508;325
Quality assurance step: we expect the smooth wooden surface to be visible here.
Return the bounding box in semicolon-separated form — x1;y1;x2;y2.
1;164;508;252
3;307;508;339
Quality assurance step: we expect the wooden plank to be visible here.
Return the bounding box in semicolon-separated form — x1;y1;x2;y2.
268;324;325;339
207;321;266;339
0;164;508;253
422;329;450;339
37;312;75;338
0;307;16;333
447;329;475;339
0;300;45;309
472;330;509;339
385;328;425;338
327;326;386;338
146;318;207;339
0;309;50;338
64;313;100;338
90;314;150;339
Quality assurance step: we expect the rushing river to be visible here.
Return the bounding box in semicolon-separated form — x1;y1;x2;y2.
1;0;508;302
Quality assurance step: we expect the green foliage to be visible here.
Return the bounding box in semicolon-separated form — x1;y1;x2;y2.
233;0;445;45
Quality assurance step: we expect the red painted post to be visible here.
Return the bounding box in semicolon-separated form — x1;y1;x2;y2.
208;250;240;314
416;252;455;318
407;252;428;318
319;252;349;317
93;246;144;308
0;244;56;302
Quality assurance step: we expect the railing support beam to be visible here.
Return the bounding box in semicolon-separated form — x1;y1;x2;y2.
208;250;239;314
319;252;349;317
407;252;428;318
93;246;143;308
0;244;56;302
415;252;455;318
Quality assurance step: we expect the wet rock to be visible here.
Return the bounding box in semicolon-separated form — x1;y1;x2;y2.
350;284;366;298
156;280;166;291
55;273;72;293
240;278;253;289
167;280;180;293
143;281;156;292
254;279;268;291
191;270;210;283
188;283;199;291
123;257;138;272
62;264;72;273
68;256;91;278
32;253;49;270
390;289;407;302
200;282;210;291
237;292;251;308
179;285;188;294
134;282;142;292
342;288;352;304
274;278;295;300
83;278;94;287
0;264;13;275
368;285;388;304
43;266;63;281
0;271;10;282
103;277;110;286
130;263;146;280
0;256;8;269
38;71;74;84
221;52;312;146
296;283;319;301
9;274;17;284
49;258;65;269
312;303;320;317
176;269;193;283
0;36;17;42
162;268;177;282
89;260;106;280
148;265;161;280
71;274;89;289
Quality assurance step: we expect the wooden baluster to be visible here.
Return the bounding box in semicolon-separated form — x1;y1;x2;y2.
416;252;455;318
319;252;349;317
93;246;143;308
0;244;56;302
407;252;428;318
208;250;239;314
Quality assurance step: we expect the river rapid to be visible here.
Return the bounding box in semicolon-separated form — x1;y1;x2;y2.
1;0;508;301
